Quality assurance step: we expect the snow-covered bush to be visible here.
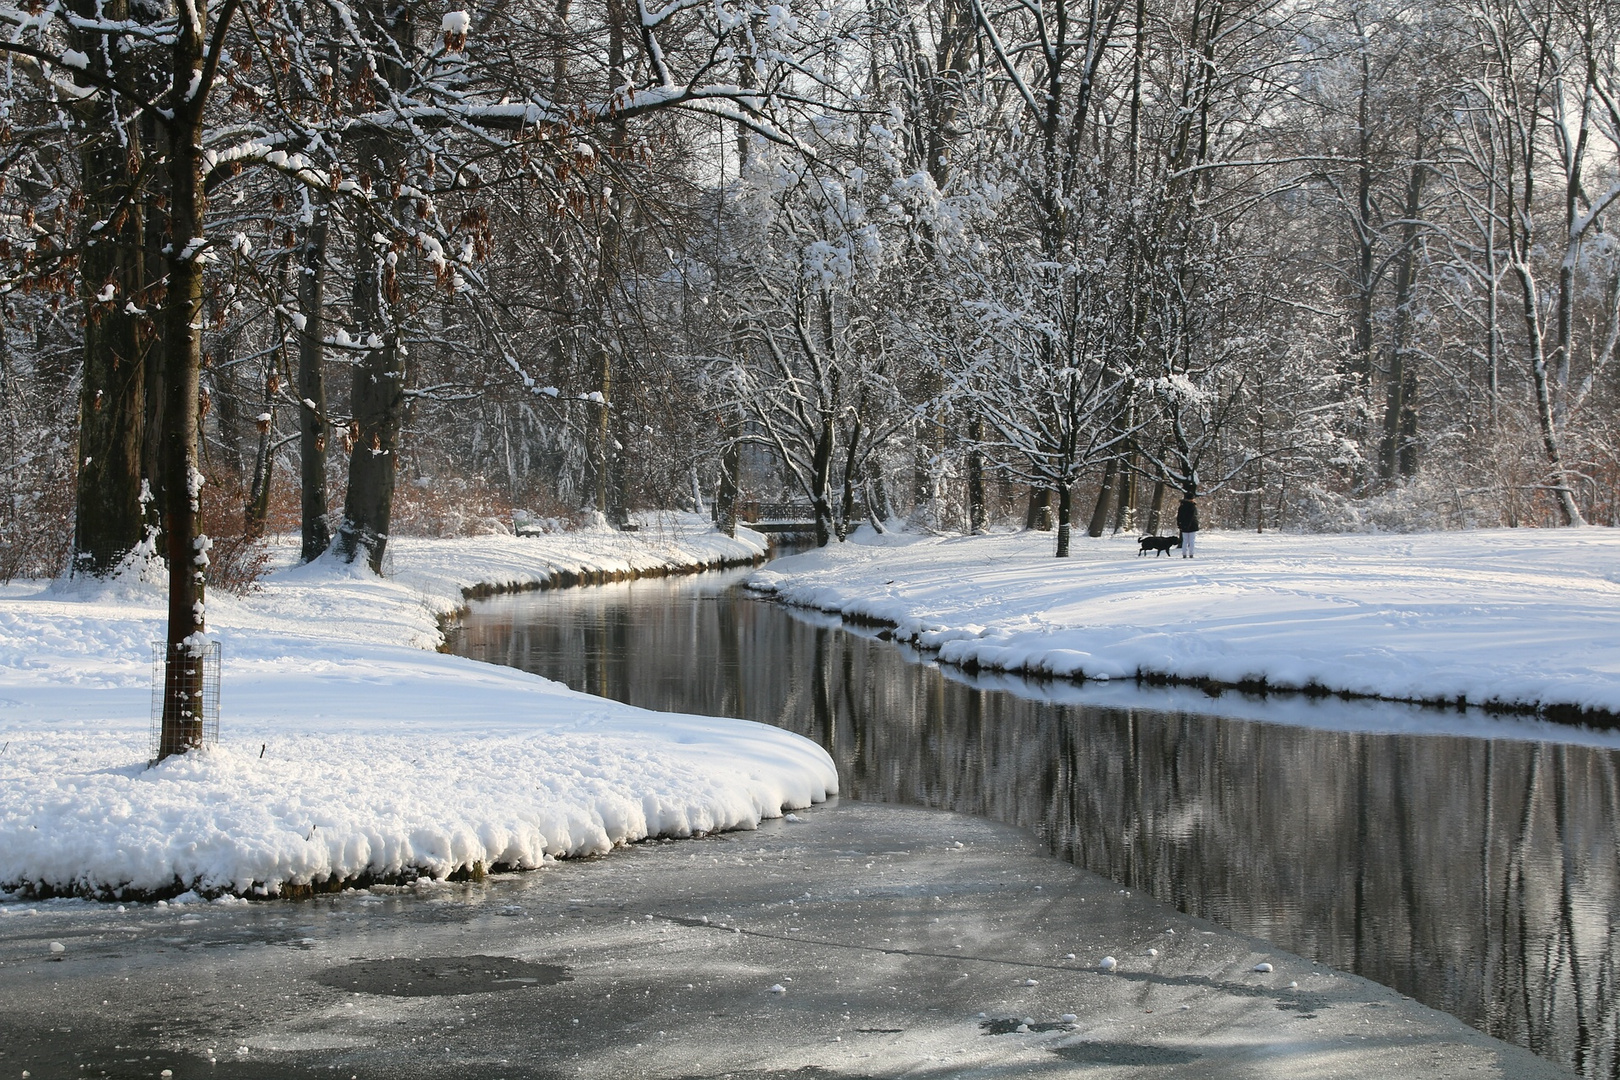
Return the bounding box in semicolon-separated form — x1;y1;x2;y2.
0;455;73;582
1285;474;1504;533
0;378;75;582
390;473;549;538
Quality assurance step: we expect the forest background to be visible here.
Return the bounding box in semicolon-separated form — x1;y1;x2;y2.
2;0;1618;591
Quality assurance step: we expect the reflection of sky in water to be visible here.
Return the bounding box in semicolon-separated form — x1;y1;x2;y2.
451;571;1620;1078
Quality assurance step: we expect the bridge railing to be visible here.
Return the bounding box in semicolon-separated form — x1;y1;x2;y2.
744;501;813;522
737;500;867;524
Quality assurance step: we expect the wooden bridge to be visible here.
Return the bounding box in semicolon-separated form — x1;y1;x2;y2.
737;501;865;534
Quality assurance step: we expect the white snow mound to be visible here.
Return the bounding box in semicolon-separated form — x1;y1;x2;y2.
750;527;1620;716
0;515;837;899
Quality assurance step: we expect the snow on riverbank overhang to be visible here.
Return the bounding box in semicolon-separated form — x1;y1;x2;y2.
749;526;1620;723
0;515;836;900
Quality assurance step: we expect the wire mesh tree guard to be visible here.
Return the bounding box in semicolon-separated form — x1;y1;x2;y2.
150;640;221;762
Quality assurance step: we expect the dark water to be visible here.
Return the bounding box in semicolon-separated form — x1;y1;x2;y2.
447;566;1620;1077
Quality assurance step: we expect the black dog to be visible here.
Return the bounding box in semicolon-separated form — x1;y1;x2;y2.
1137;534;1182;557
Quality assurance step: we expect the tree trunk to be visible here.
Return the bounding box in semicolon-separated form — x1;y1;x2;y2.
297;204;331;562
334;329;406;572
1146;479;1167;534
1513;267;1585;526
966;414;985;534
811;411;834;547
245;416;274;538
1025;486;1051;530
212;339;245;479
1379;360;1408;482
715;421;739;538
333;215;406;571
868;456;892;525
911;414;937;525
333;0;415;570
838;416;862;539
73;195;150;574
70;0;152;576
1087;457;1117;537
1349;53;1376;483
1398;368;1419;477
1110;452;1136;533
589;0;629;526
158;0;240;758
1055;482;1072;557
608;410;629;527
141;178;167;540
245;359;275;538
1484;166;1501;431
584;360;611;515
1379;158;1426;481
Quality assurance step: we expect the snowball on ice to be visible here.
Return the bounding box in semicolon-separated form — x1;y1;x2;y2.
0;515;834;900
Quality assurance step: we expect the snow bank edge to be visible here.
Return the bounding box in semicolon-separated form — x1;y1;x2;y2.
0;521;844;902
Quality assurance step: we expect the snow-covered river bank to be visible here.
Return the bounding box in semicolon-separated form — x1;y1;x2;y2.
750;526;1620;720
0;515;837;901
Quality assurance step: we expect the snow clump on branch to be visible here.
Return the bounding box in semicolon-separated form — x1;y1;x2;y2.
443;10;471;50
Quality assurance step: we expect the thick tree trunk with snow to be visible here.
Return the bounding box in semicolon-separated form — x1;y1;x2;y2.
69;0;153;577
1025;487;1051;530
333;0;417;570
334;163;406;572
157;0;239;758
334;323;406;573
73;195;150;575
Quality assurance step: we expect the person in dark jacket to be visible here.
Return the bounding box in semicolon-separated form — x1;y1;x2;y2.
1176;491;1200;558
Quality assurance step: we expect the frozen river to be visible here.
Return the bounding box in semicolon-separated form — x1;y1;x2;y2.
450;565;1620;1077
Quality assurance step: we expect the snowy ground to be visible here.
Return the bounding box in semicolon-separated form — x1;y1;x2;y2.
750;527;1620;718
0;515;837;900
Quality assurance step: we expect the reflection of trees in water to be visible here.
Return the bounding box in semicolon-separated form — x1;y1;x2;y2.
456;584;1620;1077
